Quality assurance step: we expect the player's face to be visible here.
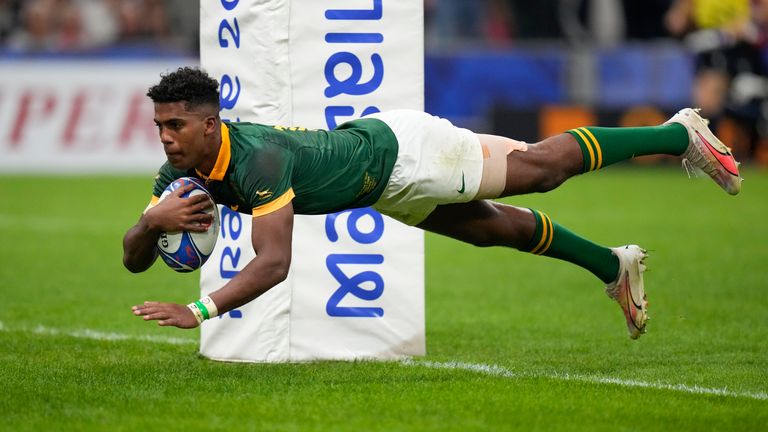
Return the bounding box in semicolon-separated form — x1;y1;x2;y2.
153;102;217;170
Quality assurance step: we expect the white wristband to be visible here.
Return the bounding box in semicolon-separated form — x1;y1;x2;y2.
199;295;219;318
186;303;205;324
187;296;219;324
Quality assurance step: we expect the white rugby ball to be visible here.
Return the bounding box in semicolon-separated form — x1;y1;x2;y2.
155;177;220;272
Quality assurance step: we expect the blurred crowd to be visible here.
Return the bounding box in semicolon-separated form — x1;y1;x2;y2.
425;0;768;159
424;0;768;46
2;0;767;159
3;0;765;55
0;0;198;54
425;0;669;46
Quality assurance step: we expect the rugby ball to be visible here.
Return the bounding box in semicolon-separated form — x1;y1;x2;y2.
155;177;220;272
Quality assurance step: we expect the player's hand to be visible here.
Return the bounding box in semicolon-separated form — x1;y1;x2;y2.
144;184;214;233
131;301;199;329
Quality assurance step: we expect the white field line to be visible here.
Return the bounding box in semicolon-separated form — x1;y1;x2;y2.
400;359;768;402
1;321;764;402
0;321;196;346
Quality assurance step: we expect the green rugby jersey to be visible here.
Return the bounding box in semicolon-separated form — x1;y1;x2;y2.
151;118;399;217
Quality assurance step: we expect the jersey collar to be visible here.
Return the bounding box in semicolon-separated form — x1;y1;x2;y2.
196;123;231;182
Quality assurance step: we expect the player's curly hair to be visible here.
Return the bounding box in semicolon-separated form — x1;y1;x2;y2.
147;67;219;110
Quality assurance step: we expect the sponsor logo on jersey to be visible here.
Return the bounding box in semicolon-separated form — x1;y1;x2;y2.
255;190;274;200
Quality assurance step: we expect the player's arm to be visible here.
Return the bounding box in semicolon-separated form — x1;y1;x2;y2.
122;184;213;273
131;202;294;328
210;202;294;312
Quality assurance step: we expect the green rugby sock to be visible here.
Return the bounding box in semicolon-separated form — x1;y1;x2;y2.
567;123;689;173
524;209;619;284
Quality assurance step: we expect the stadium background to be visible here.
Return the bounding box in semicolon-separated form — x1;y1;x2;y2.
3;0;768;162
1;1;766;431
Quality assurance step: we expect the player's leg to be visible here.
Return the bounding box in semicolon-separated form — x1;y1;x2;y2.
478;122;692;197
369;110;652;337
416;201;649;339
474;133;581;197
479;109;741;198
417;201;619;285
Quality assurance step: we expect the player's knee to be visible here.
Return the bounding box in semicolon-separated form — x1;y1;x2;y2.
523;141;571;193
464;206;528;248
532;170;569;193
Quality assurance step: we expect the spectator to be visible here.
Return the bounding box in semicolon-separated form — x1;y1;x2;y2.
621;0;674;40
666;0;767;158
0;0;22;42
166;0;200;54
145;0;170;41
665;0;754;118
77;0;119;49
425;0;487;47
6;0;56;52
2;0;193;54
55;0;84;51
109;0;170;45
485;0;514;42
5;0;120;52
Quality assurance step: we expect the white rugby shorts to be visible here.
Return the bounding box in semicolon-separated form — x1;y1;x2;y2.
367;110;483;225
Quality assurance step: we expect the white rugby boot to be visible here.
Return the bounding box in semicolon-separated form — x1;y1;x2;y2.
605;245;649;340
664;108;742;195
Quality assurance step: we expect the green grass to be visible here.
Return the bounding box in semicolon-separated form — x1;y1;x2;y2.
1;167;767;431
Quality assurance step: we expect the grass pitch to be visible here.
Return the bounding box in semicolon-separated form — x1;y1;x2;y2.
1;167;766;431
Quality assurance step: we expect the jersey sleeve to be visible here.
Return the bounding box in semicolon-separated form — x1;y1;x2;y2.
239;141;295;217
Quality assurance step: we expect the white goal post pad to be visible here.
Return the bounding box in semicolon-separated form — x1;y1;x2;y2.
200;0;425;362
200;206;425;362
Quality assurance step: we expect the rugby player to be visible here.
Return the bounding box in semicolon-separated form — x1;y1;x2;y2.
123;67;742;339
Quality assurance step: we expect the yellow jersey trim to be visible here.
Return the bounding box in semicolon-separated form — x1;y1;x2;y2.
196;123;232;181
252;189;295;217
